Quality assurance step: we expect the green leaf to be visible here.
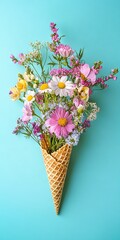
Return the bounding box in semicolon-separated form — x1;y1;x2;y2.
62;61;67;66
48;62;56;66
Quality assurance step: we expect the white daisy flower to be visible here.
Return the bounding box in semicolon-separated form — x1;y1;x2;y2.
38;82;52;93
23;90;35;103
49;76;74;97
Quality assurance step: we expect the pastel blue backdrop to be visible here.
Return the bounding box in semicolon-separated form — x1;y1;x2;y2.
0;0;120;240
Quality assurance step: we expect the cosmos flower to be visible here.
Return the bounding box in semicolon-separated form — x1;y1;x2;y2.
80;64;96;84
45;107;75;138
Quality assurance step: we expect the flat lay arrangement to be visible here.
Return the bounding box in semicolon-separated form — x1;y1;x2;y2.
9;22;118;214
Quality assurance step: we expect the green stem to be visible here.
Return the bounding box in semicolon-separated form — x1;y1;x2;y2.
24;126;40;145
43;47;48;67
30;63;42;80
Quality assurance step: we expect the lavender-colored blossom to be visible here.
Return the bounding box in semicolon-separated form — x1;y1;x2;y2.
32;122;41;135
65;130;81;146
13;118;23;135
22;103;32;123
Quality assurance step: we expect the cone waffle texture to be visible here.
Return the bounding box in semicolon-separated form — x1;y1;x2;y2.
41;143;72;214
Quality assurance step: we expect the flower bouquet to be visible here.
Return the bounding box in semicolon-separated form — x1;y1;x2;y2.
9;23;118;214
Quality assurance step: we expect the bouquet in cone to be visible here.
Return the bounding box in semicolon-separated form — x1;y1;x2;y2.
9;22;118;214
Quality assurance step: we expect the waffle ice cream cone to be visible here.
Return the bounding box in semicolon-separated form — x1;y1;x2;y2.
41;143;72;214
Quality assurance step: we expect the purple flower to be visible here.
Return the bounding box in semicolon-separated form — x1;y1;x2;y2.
13;118;23;135
32;122;41;135
82;120;90;129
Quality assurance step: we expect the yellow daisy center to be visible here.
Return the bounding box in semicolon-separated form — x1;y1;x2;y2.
58;118;67;126
40;83;48;90
27;95;33;101
58;82;66;89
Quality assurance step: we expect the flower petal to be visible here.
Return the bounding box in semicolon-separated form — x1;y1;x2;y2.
88;70;96;84
80;64;90;77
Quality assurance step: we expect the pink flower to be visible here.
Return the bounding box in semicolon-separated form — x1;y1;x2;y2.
73;97;84;107
52;34;59;42
80;64;96;84
10;54;14;59
113;76;117;80
70;55;79;66
50;22;56;28
22;103;32;123
50;68;70;77
45;107;75;138
56;44;74;57
35;93;44;104
10;54;17;63
18;53;26;65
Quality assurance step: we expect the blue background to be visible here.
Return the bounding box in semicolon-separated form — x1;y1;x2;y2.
0;0;120;239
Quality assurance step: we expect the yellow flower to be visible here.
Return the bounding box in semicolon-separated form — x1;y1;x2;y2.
78;86;89;102
16;79;27;92
9;87;20;101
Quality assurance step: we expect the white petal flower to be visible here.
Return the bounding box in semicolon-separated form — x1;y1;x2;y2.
49;76;74;97
23;90;35;103
38;82;52;93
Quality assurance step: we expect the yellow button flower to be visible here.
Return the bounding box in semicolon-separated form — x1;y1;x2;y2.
16;79;27;92
9;87;20;101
